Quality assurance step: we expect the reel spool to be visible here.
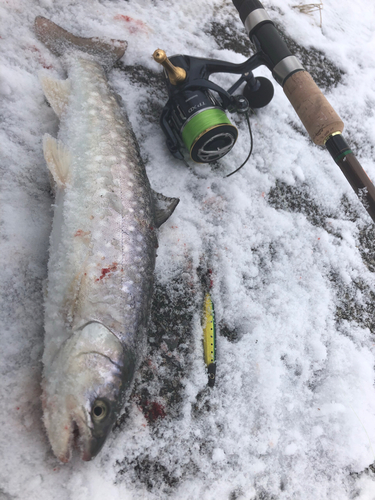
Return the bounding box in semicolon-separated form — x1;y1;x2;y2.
167;89;238;163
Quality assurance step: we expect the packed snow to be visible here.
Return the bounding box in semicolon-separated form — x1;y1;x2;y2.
1;0;375;498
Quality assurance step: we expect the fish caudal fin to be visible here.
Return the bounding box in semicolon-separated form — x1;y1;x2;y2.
152;190;180;228
39;74;71;117
34;16;127;70
43;134;72;189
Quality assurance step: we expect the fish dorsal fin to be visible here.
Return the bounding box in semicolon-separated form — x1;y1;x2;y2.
39;74;71;117
152;190;179;228
43;134;72;189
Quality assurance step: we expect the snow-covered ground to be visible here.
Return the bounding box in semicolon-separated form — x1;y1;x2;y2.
2;0;375;498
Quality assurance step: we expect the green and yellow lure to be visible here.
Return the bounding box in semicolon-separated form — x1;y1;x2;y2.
202;293;216;387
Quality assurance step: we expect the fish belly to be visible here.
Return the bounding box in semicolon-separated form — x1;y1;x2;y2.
43;58;156;368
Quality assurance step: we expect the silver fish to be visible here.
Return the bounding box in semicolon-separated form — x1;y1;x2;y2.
35;16;179;462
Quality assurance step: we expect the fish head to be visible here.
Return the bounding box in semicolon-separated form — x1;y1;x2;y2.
42;322;135;462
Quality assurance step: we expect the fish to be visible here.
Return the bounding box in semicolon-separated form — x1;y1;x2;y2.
34;16;179;462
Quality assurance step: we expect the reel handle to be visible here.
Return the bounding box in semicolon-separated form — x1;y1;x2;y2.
153;49;186;85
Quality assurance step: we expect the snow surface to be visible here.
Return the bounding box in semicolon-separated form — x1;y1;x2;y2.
2;0;375;498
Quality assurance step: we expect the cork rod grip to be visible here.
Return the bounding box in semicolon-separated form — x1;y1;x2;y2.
283;71;344;146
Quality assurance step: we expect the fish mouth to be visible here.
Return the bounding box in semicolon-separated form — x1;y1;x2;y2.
74;415;96;462
59;413;110;462
72;419;92;461
55;413;93;463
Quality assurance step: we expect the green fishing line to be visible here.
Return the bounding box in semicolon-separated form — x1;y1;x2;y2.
182;109;232;152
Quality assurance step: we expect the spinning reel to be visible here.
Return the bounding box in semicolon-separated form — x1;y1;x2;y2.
152;48;275;174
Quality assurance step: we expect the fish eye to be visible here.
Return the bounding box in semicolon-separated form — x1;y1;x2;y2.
92;400;108;422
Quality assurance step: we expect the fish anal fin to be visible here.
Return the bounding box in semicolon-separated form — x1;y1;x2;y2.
43;134;72;189
40;74;71;117
152;190;179;228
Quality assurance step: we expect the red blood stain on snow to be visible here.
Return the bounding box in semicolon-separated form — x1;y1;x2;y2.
96;262;118;281
141;401;166;423
114;14;149;33
208;268;214;289
28;45;53;69
74;229;91;237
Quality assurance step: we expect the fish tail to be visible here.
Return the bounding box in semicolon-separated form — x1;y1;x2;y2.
34;16;127;70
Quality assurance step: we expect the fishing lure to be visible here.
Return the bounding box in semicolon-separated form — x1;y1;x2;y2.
202;293;216;387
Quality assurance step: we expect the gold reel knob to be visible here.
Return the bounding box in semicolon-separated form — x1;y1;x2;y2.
153;49;186;85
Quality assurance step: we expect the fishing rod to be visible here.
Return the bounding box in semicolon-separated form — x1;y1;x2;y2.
152;1;375;222
232;0;375;222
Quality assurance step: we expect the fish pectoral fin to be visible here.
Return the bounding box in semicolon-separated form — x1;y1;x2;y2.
39;74;71;117
152;190;180;228
43;134;72;189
